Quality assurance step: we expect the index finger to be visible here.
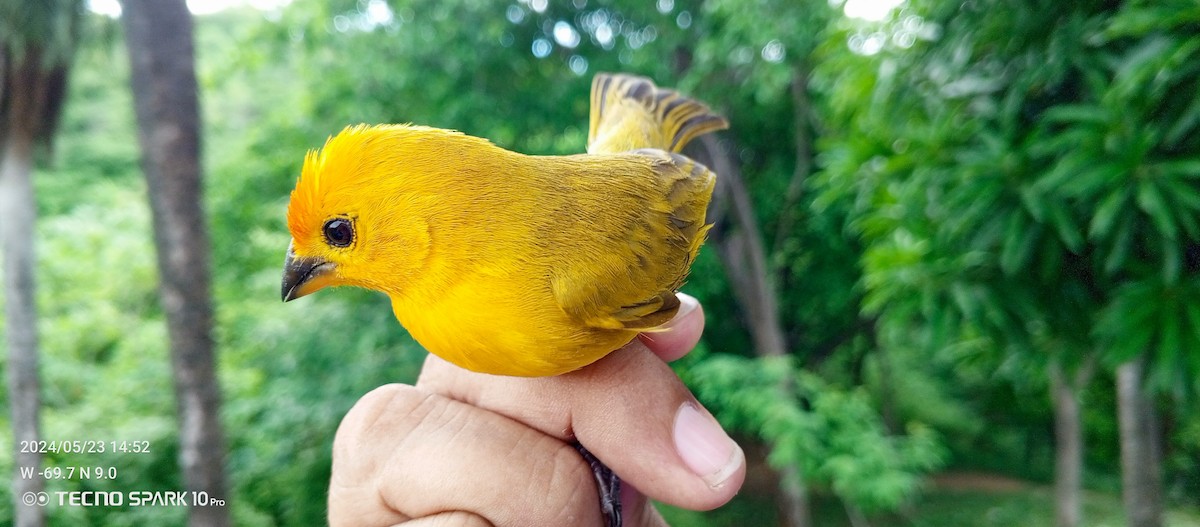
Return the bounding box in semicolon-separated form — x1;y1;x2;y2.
638;293;704;362
416;294;745;511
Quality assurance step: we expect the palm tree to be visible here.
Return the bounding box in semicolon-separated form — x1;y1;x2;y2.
0;1;83;526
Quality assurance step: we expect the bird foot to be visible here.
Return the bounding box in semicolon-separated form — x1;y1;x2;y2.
574;443;622;527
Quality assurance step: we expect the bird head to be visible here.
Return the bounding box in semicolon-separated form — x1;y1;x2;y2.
281;125;440;302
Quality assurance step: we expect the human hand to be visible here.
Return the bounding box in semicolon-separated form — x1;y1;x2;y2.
328;293;746;526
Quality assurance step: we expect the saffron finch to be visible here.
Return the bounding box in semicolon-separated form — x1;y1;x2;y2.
282;73;726;377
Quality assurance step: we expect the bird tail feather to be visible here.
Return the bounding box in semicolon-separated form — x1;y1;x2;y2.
587;73;728;154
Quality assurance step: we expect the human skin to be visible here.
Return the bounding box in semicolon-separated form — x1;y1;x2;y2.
327;293;747;526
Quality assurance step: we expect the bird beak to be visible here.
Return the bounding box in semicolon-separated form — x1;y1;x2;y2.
281;240;336;302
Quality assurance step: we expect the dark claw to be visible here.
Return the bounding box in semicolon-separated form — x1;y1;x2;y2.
574;443;622;527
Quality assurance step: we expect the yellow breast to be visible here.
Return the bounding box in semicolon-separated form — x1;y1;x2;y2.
390;267;637;377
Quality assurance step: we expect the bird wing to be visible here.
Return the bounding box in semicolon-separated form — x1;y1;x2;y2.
554;74;724;331
551;150;714;331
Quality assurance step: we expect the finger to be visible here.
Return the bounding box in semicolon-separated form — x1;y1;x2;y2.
564;345;746;510
400;511;492;526
417;345;746;511
329;384;603;527
638;292;704;363
620;481;671;527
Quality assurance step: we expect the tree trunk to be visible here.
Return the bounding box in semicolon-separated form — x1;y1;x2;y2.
1;43;62;527
1050;360;1092;527
1;129;45;527
692;134;810;527
697;134;788;358
772;63;813;253
1117;358;1163;527
120;1;230;525
775;464;810;527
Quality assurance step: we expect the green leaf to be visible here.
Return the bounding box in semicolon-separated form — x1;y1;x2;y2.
1155;159;1200;179
1160;178;1200;238
1164;94;1200;147
1061;163;1124;199
1000;213;1040;275
1104;215;1134;275
1041;104;1110;126
1153;303;1183;391
1047;201;1084;252
1089;187;1131;239
1104;8;1166;38
950;283;980;324
1113;35;1173;93
1106;316;1153;364
1037;152;1083;187
1186;302;1200;347
1028;128;1098;158
1160;176;1200;210
1019;186;1049;222
1163;237;1182;284
1136;179;1179;240
1104;5;1200;38
1099;284;1158;363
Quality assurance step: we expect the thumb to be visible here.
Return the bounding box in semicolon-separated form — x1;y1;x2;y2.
415;293;745;511
561;342;746;510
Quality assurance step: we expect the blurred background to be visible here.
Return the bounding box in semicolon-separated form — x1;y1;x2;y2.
1;0;1199;525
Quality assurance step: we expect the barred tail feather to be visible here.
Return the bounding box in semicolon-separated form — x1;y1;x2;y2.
588;73;728;154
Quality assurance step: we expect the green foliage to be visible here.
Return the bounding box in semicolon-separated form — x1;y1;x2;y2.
14;176;184;526
1169;407;1200;504
904;487;1200;527
1096;276;1200;396
658;493;779;527
663;486;1200;527
814;0;1200;506
0;0;85;64
689;354;945;513
6;0;1200;525
848;0;1200;384
0;7;427;525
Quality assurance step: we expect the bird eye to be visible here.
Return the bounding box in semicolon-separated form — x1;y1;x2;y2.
323;218;354;248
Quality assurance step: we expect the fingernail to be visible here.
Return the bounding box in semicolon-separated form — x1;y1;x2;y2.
673;402;743;488
675;293;699;319
656;293;698;332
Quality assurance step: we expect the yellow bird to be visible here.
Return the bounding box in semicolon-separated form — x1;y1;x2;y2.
281;73;727;377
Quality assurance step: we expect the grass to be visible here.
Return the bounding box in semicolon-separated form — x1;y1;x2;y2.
906;488;1200;527
657;477;1200;527
910;487;1200;527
